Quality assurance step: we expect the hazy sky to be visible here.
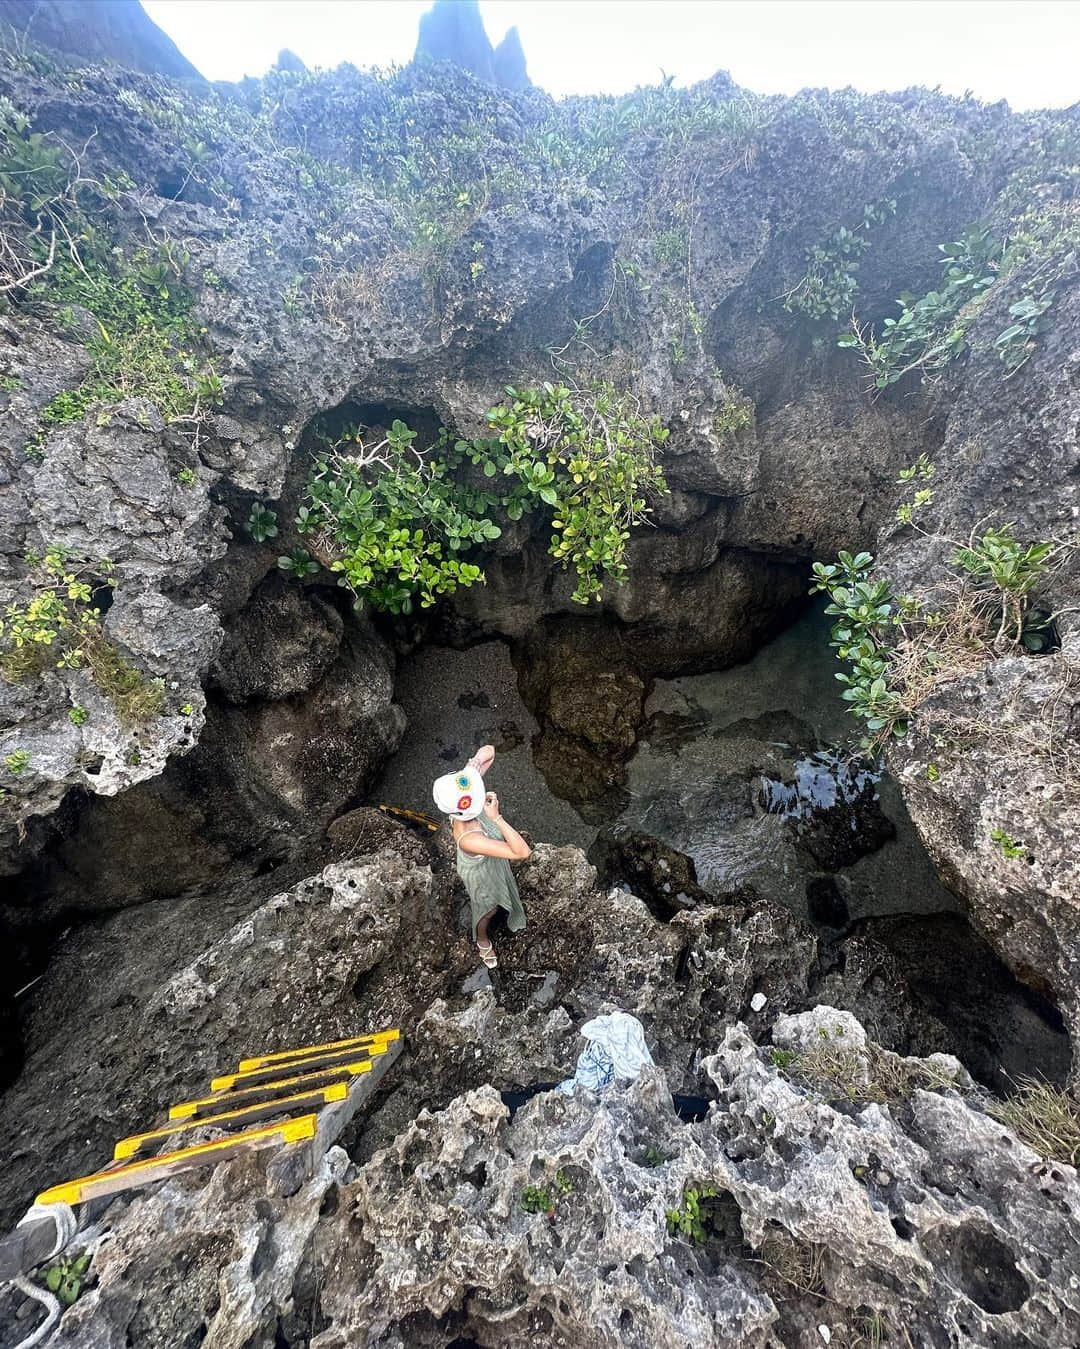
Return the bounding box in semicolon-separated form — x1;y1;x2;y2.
143;0;1080;110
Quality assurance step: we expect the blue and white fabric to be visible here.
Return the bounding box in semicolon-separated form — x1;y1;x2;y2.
557;1011;654;1094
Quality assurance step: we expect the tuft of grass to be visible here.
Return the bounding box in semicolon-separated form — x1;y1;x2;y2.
989;1078;1080;1165
755;1228;827;1298
81;626;165;724
772;1034;963;1106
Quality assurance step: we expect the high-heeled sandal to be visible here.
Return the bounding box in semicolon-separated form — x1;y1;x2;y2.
477;939;498;969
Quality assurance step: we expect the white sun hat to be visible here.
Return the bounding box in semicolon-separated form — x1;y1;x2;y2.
433;765;486;820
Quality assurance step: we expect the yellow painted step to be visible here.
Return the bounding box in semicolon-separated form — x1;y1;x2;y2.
211;1040;390;1093
238;1028;400;1072
115;1082;349;1161
37;1115;318;1208
169;1058;373;1121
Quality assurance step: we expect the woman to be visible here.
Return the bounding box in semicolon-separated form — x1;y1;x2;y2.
432;745;530;969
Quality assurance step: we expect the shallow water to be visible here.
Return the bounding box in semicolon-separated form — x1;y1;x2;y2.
614;604;960;925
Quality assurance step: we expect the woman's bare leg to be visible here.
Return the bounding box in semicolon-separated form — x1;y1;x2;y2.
476;908;497;946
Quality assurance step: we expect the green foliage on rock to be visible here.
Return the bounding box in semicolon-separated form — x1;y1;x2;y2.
812;460;1069;749
666;1184;719;1244
838;228;999;386
0;99;221;443
0;547;164;723
300;418;498;615
3;748;30;775
486;382;669;603
783;200;895;322
297;383;668;614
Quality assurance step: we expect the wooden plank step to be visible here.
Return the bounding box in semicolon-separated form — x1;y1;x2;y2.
169;1058;373;1121
211;1040;390;1093
36;1115;319;1208
114;1083;349;1162
238;1027;400;1072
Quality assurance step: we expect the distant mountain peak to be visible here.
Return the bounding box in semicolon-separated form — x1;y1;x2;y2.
414;0;532;90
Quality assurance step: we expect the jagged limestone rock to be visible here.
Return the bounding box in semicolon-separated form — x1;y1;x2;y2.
47;1010;1080;1348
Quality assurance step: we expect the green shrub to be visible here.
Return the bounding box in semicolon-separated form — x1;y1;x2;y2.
838;228;999;386
297;383;668;614
485;382;669;604
299;419;499;615
783;201;895;322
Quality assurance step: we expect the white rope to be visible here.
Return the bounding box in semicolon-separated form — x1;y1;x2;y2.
16;1204;77;1260
8;1274;62;1349
1;1204;78;1348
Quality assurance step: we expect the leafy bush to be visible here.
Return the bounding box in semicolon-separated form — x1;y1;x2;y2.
485;382;668;603
839;228;999;386
297;383;668;613
783;201;895;322
950;525;1054;643
299;419;499;615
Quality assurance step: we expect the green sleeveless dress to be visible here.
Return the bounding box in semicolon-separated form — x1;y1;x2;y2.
456;814;527;940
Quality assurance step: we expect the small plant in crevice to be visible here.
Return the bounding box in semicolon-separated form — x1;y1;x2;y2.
39;1251;92;1308
246;502;279;543
520;1167;574;1219
68;705;88;727
640;1144;668;1168
665;1183;718;1245
277;546;319;579
4;748;30;775
990;827;1028;860
713;393;753;435
299;417;498;615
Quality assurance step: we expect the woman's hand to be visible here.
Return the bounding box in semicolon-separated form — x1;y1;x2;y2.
483;791;500;820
